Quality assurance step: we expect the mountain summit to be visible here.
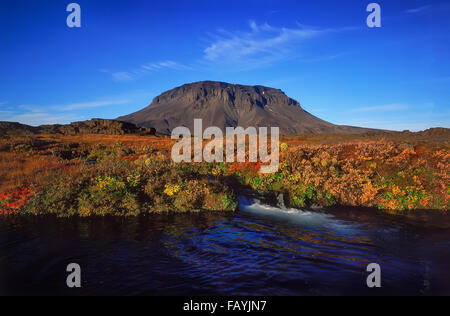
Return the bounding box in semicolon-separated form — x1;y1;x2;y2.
119;81;376;135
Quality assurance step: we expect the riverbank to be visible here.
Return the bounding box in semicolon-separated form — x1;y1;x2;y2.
0;133;448;216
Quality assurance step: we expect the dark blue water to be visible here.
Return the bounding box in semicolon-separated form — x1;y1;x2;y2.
1;198;450;296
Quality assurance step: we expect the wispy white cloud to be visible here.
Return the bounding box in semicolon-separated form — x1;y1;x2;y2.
0;103;43;113
111;72;134;82
101;21;351;78
405;5;431;14
297;52;351;63
352;103;409;113
0;111;85;126
103;60;189;82
343;102;448;131
342;120;449;132
3;99;132;113
140;61;184;71
0;90;155;126
202;21;350;69
60;99;131;111
0;97;132;126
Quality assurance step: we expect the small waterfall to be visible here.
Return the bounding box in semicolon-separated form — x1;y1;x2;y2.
238;196;333;226
237;196;363;234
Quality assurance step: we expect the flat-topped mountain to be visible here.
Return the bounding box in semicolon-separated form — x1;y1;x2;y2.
119;81;380;135
0;119;156;136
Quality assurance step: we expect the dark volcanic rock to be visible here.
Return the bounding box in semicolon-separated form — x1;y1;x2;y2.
118;81;381;135
0;119;156;136
39;119;156;136
0;122;39;136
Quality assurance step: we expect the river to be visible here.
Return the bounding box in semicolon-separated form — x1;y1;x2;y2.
1;197;450;295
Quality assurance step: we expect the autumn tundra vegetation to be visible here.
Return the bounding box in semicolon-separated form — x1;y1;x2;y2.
0;131;448;217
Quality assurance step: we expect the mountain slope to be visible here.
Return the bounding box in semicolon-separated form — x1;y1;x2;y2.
119;81;380;135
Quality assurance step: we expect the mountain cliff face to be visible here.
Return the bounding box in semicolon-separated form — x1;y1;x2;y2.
119;81;377;135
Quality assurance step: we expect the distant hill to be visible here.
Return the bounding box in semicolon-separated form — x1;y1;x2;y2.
412;127;450;138
118;81;383;135
0;119;156;136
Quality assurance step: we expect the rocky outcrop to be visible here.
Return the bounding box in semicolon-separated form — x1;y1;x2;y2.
0;122;38;136
0;119;156;136
119;81;382;135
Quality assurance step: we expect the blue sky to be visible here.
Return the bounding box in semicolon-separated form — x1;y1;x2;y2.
0;0;449;131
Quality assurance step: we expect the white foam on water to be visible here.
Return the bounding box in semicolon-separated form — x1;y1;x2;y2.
238;196;360;233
